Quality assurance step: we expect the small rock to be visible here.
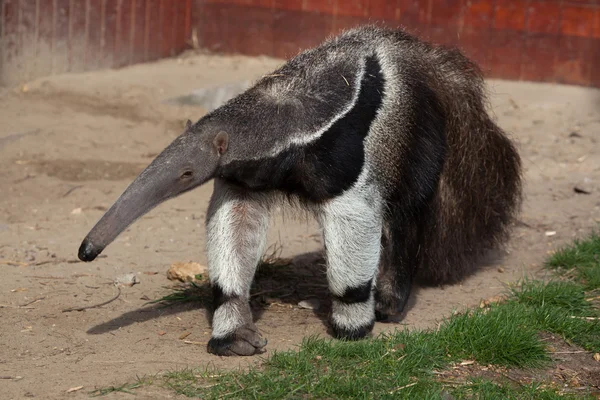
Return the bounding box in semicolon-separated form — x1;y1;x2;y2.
115;273;139;287
167;262;207;283
298;299;320;310
545;231;557;237
479;295;508;308
497;267;505;273
179;331;191;340
70;207;83;215
593;353;600;362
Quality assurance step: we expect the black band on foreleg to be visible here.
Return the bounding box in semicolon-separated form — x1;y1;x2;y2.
330;279;376;340
332;279;373;304
211;283;235;311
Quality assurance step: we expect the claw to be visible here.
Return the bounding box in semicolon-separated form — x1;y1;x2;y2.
207;326;268;356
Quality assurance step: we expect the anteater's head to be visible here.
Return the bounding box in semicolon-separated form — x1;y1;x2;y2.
78;120;229;262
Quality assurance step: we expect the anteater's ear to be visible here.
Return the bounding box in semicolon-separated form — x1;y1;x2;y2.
213;131;229;156
185;119;192;130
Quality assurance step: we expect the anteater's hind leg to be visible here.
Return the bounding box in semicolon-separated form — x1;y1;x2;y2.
375;220;420;321
317;182;383;340
205;179;270;356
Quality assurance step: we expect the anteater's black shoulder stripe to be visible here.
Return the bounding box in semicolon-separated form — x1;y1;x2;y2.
219;54;386;202
337;54;386;140
296;54;385;200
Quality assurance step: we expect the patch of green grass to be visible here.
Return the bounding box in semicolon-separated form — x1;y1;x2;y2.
509;279;600;351
141;231;600;399
163;340;446;399
451;379;596;400
511;280;593;315
439;302;549;368
529;305;600;351
546;230;600;290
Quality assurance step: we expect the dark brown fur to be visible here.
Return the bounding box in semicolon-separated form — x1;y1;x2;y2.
416;44;522;284
365;29;523;286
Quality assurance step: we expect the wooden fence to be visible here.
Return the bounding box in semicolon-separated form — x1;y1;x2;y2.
1;0;598;87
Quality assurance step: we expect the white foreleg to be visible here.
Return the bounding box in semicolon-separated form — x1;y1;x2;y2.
317;180;383;339
205;179;270;356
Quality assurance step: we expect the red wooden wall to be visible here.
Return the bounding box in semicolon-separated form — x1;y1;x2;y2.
193;0;600;88
0;0;192;85
1;0;598;88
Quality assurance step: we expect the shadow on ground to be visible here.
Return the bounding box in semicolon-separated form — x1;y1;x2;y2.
86;248;508;336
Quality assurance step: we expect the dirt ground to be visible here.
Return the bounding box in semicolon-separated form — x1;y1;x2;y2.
0;51;599;399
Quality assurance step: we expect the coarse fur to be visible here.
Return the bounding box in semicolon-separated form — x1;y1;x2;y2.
78;25;522;356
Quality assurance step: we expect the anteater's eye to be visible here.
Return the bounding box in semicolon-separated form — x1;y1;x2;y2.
180;170;193;179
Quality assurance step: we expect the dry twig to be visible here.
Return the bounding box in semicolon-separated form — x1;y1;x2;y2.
0;259;28;266
551;350;591;354
388;382;418;394
0;304;35;309
19;297;45;307
62;285;121;312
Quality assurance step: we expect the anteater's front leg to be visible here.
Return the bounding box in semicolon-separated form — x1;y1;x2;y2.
318;183;383;340
205;179;270;356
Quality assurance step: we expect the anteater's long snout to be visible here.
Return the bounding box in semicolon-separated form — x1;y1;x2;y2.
75;131;222;263
78;238;102;262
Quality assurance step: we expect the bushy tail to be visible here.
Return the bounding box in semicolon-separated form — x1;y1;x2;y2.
417;46;523;284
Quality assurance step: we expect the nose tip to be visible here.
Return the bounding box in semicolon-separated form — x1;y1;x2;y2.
78;238;101;262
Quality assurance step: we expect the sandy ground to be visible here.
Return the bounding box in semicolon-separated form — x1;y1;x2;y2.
0;51;599;399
